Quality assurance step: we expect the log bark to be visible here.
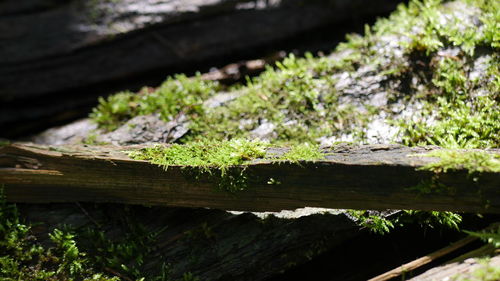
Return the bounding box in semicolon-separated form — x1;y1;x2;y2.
0;0;401;137
1;143;499;213
17;202;364;281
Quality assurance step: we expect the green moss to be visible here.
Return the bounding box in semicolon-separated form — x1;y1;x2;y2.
279;143;324;162
90;0;499;148
186;54;371;144
91;74;221;131
410;150;498;197
347;210;396;235
129;139;267;172
129;140;329;191
420;150;500;174
399;56;500;149
129;139;268;192
89;0;498;237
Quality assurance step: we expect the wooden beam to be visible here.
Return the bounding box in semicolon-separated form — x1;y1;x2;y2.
1;143;499;213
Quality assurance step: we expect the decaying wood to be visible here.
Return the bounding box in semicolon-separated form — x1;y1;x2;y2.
368;236;478;281
0;0;401;137
1;143;499;213
17;202;363;281
408;244;500;281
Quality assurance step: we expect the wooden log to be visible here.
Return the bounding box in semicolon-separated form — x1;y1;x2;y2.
368;236;479;281
0;0;401;137
17;202;364;280
408;245;500;281
1;143;499;213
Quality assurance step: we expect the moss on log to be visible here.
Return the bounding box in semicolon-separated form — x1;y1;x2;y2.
1;143;499;213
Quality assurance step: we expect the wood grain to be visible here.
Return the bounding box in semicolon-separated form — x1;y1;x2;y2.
1;143;499;213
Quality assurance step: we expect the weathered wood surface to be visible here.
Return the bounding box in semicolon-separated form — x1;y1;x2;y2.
1;143;499;213
369;236;479;281
17;202;363;281
0;0;401;137
409;244;500;281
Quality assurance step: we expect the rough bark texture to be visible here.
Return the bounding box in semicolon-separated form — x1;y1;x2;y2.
2;143;499;213
17;202;363;281
0;0;401;137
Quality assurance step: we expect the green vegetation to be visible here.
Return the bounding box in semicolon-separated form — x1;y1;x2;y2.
421;150;500;174
391;0;499;148
466;224;500;248
0;190;199;281
10;0;498;278
91;74;221;132
83;133;109;146
348;210;462;234
129;139;267;171
90;0;499;149
129;139;268;192
409;150;499;195
279;143;323;162
129;139;327;191
0;191;118;280
109;0;499;232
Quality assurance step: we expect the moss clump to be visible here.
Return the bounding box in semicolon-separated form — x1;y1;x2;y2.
129;139;268;192
410;150;498;196
90;0;499;148
398;56;499;148
129;140;329;191
187;53;371;144
279;143;324;162
390;0;499;148
421;150;500;174
90;74;221;131
129;139;267;171
0;190;198;281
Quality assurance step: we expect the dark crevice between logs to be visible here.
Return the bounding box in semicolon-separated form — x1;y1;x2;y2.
266;214;499;281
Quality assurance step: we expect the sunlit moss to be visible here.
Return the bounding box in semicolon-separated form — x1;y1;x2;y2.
129;139;268;192
420;150;500;174
91;0;499;149
279;143;324;162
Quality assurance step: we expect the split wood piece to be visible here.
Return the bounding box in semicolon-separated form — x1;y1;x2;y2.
369;223;500;281
408;247;500;281
1;143;499;213
368;236;479;281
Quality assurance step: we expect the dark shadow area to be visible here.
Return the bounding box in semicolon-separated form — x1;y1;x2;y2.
266;214;497;281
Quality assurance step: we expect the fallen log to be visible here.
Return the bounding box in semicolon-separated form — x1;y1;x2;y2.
17;202;364;280
1;143;499;213
0;0;401;137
